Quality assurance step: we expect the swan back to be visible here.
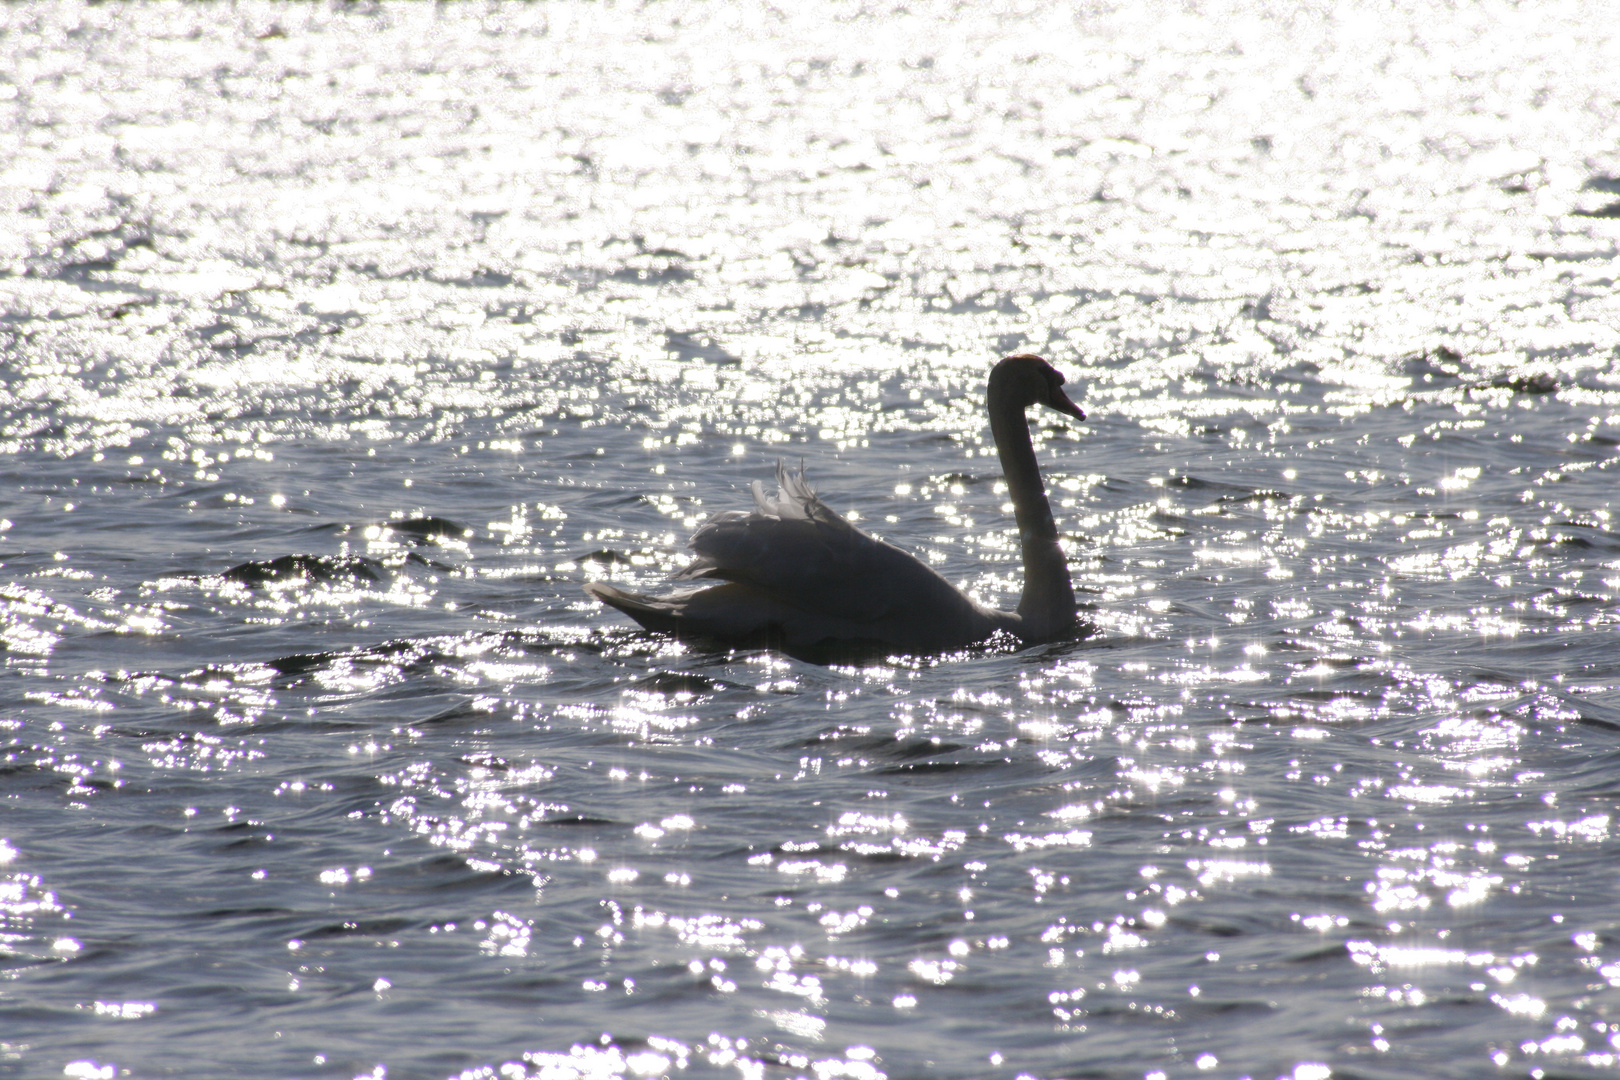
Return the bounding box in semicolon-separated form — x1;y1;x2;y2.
674;462;995;645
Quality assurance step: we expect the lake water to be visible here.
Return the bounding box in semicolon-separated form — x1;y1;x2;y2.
3;3;1619;1079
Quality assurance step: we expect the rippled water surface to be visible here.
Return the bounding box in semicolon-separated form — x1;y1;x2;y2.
3;3;1620;1079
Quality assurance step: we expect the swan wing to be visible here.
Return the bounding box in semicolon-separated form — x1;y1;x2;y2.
675;463;945;624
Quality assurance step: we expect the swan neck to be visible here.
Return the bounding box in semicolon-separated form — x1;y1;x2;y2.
989;382;1076;639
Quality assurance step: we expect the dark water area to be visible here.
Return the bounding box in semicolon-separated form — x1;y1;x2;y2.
2;4;1619;1079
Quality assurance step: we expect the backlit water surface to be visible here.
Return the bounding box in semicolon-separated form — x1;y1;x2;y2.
3;4;1620;1079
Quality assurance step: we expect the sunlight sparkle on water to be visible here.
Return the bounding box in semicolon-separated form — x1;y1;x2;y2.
1;2;1618;1078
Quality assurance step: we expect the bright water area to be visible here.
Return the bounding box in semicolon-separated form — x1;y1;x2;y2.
3;4;1620;1079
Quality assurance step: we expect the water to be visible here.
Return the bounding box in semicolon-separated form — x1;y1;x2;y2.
2;3;1619;1078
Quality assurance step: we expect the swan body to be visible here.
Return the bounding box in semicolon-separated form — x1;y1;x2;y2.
585;354;1085;660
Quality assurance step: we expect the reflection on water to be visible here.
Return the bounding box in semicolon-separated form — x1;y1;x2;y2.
2;2;1618;1079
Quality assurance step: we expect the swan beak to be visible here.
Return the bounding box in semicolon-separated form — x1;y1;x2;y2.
1049;386;1086;422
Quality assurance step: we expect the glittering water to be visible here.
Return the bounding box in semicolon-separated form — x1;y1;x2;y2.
2;3;1619;1079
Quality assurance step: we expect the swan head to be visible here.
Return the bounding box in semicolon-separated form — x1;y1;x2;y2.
991;354;1086;421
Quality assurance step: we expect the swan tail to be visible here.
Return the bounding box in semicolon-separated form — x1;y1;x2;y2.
584;580;786;640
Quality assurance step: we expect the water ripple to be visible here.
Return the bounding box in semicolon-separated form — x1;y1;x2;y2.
2;2;1619;1079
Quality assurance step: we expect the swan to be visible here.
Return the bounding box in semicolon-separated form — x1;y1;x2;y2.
584;354;1085;660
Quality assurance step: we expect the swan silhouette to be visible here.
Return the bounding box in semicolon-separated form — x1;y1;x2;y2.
585;354;1085;661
